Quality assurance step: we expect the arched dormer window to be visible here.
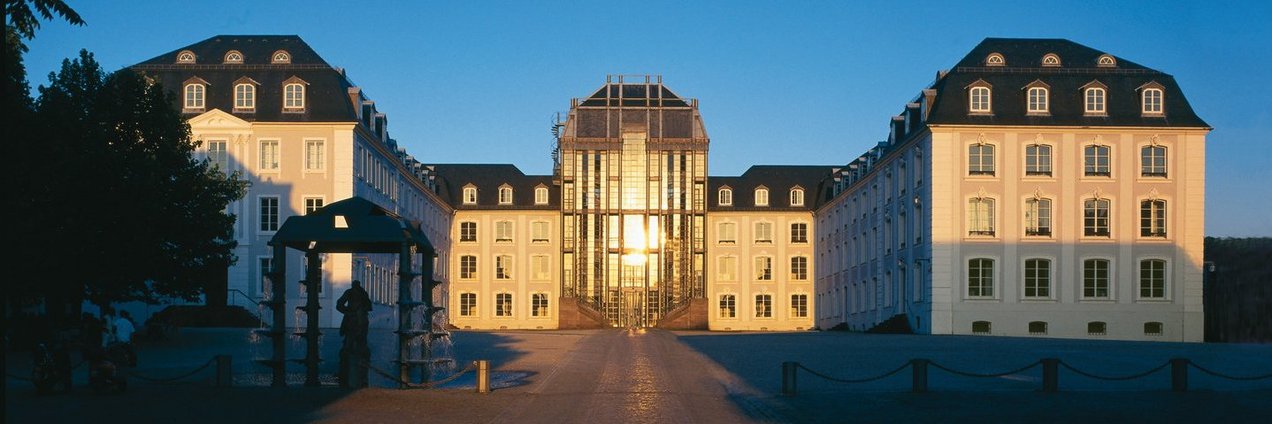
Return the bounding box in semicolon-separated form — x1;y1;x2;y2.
233;77;258;112
534;186;549;205
182;77;208;111
462;186;477;205
754;187;770;207
1025;80;1050;114
1097;54;1117;68
718;187;733;206
790;187;805;207
282;76;307;111
1139;82;1165;115
967;80;992;113
271;50;291;64
498;185;514;205
176;50;196;64
1041;53;1061;67
985;53;1005;67
1081;80;1109;115
224;50;243;64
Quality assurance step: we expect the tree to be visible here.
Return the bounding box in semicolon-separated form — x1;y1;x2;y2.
25;50;248;308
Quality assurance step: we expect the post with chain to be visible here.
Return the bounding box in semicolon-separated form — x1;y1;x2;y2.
911;359;929;393
476;360;490;394
1041;358;1059;393
215;355;232;387
1171;358;1189;392
781;362;798;396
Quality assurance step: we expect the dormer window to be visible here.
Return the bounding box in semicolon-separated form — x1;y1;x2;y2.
1041;53;1061;67
1141;86;1164;115
224;50;243;64
282;77;307;112
534;186;549;205
985;53;1005;67
1097;54;1117;68
968;82;992;114
498;186;513;205
271;50;291;64
462;186;477;205
754;187;769;207
182;77;208;112
1025;82;1050;114
719;187;733;206
1081;80;1109;116
233;77;258;112
176;50;196;64
790;188;805;207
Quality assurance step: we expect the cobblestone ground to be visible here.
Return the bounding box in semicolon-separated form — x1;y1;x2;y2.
6;328;1272;423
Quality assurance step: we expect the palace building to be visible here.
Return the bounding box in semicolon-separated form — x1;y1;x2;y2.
133;36;1207;341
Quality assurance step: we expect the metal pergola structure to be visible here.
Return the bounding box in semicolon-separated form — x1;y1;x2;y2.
262;196;440;387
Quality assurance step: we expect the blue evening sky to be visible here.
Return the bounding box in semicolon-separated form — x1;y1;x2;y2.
21;0;1272;236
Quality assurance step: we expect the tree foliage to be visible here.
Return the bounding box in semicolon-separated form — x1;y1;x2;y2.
14;47;247;305
5;0;84;40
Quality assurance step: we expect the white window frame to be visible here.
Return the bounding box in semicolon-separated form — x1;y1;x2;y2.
1085;87;1106;114
459;255;477;279
1138;258;1169;300
1081;258;1114;300
271;50;291;64
1142;88;1164;114
717;221;737;244
754;221;773;244
718;188;733;206
969;86;991;113
531;293;550;318
304;139;325;172
1024;197;1052;237
790;256;808;281
790;293;809;318
284;83;305;110
719;294;737;319
754;294;773;318
1027;87;1049;114
754;256;773;281
754;188;769;206
494;293;513;317
790;188;805;206
258;195;280;233
206;139;229;172
968;143;995;176
303;196;325;215
258;139;280;172
459;292;477;317
1083;198;1112;237
183;83;205;110
717;256;737;281
495;221;513;243
531;221;550;243
176;50;196;63
967;258;995;299
1023;258;1053;299
498;186;513;205
495;255;513;280
1140;199;1167;238
234;83;255;111
1025;144;1052;177
459;221;477;243
531;255;551;281
1084;145;1111;177
1141;145;1168;177
462;186;477;205
790;222;808;243
967;197;996;237
534;187;549;205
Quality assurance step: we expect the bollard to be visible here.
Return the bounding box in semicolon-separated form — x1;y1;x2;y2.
911;359;929;393
1171;358;1189;392
475;360;490;394
1041;359;1059;393
781;362;798;396
215;355;232;387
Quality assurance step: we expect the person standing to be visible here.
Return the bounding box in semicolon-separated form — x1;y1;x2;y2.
115;311;137;366
336;280;372;388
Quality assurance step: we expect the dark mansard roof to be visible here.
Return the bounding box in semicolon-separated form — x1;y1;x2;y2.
428;164;559;210
709;165;839;211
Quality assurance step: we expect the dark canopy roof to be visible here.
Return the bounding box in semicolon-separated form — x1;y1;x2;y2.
270;197;434;255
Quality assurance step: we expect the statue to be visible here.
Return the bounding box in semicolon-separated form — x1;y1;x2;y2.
337;280;372;388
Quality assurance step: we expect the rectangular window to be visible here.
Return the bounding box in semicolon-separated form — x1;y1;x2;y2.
968;258;994;298
258;257;273;295
532;221;550;243
235;84;255;110
1142;89;1163;114
790;256;808;280
790;294;808;318
495;293;512;317
754;256;772;281
1140;200;1167;237
460;255;476;279
304;197;324;215
755;189;769;206
531;255;550;280
460;222;477;242
207;140;228;172
969;87;991;112
459;293;476;316
718;256;737;281
463;187;477;204
1025;198;1051;236
967;198;995;236
1084;145;1111;176
719;294;736;318
495;255;512;279
1083;259;1111;299
1024;259;1050;298
259;196;279;232
532;293;549;317
718;222;736;244
284;84;305;110
498;187;513;205
305;139;325;171
495;221;513;242
1025;144;1052;176
968;144;995;175
1085;88;1106;114
754;222;773;244
534;187;549;205
1141;146;1167;177
790;223;808;243
1140;259;1166;299
1027;87;1048;113
259;140;280;171
755;294;772;318
1084;199;1111;237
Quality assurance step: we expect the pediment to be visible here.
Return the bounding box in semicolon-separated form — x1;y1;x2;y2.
187;109;252;130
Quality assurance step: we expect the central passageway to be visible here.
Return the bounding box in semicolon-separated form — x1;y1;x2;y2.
492;329;781;423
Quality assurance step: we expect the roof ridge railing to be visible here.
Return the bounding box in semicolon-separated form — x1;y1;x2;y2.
132;64;335;71
954;66;1162;75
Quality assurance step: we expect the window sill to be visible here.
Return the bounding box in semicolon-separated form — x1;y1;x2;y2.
233;108;256;114
183;108;206;114
1023;172;1053;178
1135;298;1171;303
1079;298;1115;303
282;108;306;114
1021;298;1057;303
1084;112;1109;117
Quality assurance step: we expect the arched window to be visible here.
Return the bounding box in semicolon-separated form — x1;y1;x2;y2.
1142;88;1164;114
985;53;1005;66
234;83;255;110
1140;200;1167;237
969;86;991;112
1085;87;1107;114
1141;145;1167;177
462;187;477;204
1084;198;1111;237
790;188;805;206
1082;259;1111;298
754;188;769;206
967;258;994;297
1024;259;1051;298
1041;53;1061;67
271;50;291;64
1084;145;1111;176
176;50;196;63
498;186;513;204
183;83;205;110
718;188;733;206
1027;87;1049;113
1025;144;1052;176
968;143;995;175
534;187;549;204
1139;259;1167;299
224;50;243;64
1097;54;1117;67
284;83;305;110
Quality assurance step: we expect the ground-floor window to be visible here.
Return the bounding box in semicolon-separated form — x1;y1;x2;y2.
495;293;513;317
755;294;772;318
719;294;736;318
532;293;549;317
459;293;476;317
790;294;808;318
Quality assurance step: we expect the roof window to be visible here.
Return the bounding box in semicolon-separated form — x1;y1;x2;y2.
271;50;291;64
176;50;196;64
985;53;1005;67
224;50;243;64
1041;53;1061;67
1097;54;1117;68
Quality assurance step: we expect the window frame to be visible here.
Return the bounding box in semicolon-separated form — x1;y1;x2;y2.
459;292;477;317
459;221;477;243
1140;199;1168;238
498;186;514;205
718;294;737;319
790;222;809;243
790;293;809;318
1027;86;1049;114
258;195;280;233
495;293;513;318
258;139;280;172
494;221;513;243
304;138;326;172
531;255;551;281
462;186;477;205
283;83;305;111
1085;87;1107;115
531;293;550;318
790;188;805;206
1023;258;1052;299
754;256;773;281
718;188;733;206
1084;144;1112;177
717;255;737;282
1083;198;1112;237
754;294;773;318
969;86;992;113
183;83;206;111
968;143;996;176
790;256;808;281
967;258;995;299
754;221;774;244
1138;258;1168;300
1024;144;1052;177
234;83;256;111
494;255;513;280
967;196;996;237
531;221;550;243
459;255;477;279
754;187;769;206
1024;197;1052;237
534;187;549;205
717;221;737;244
302;196;325;215
1082;258;1113;300
1142;88;1164;115
1141;145;1168;177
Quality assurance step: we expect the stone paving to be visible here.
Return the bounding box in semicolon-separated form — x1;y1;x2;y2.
6;328;1272;423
